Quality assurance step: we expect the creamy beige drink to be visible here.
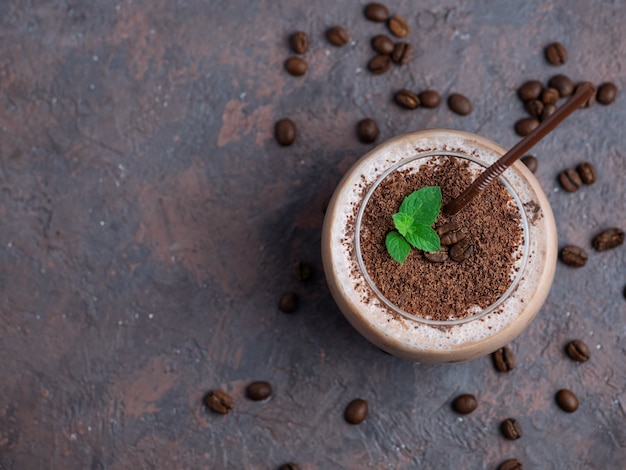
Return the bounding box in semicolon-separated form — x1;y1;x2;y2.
321;129;557;363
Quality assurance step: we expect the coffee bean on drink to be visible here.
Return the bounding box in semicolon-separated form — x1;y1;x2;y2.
275;118;297;146
368;54;392;75
525;99;544;118
419;90;441;108
344;398;368;424
452;394;478;415
357;118;379;143
565;339;590;362
364;2;389;22
493;346;516;372
592;228;625;251
205;390;234;414
548;74;575;97
576;162;596;185
498;459;523;470
521;155;538;173
293;260;312;282
437;222;465;246
541;87;560;105
560;245;588;268
371;34;394;55
388;15;409;38
555;389;579;412
501;418;523;440
284;57;307;76
278;292;298;313
558;168;582;192
391;42;412;65
246;381;272;401
449;238;473;262
545;42;568;65
448;93;472;115
596;82;617;105
290;32;309;55
278;464;300;470
423;249;448;263
576;82;596;107
515;117;540;136
394;89;420;109
541;103;557;121
326;26;349;47
517;80;543;101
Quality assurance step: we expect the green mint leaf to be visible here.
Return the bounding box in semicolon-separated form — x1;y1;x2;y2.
386;231;411;264
405;225;441;252
399;186;442;226
392;212;414;237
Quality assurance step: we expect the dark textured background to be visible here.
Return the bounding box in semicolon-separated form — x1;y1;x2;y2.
1;1;625;469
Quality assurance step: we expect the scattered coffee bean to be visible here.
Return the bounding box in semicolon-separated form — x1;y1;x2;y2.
623;285;626;300
364;2;389;22
290;32;309;55
541;103;557;121
452;394;478;415
501;418;523;440
368;54;392;75
284;57;307;76
548;74;574;97
419;90;441;108
555;389;579;412
246;381;273;401
205;390;234;414
388;15;409;38
541;87;560;105
493;346;515;372
437;222;465;246
525;99;544;118
293;260;312;282
423;249;448;263
275;118;297;146
558;168;582;192
449;238;473;262
545;42;568;65
278;464;300;470
596;82;617;105
517;80;543;101
371;34;394;55
560;245;588;268
521;155;538;173
391;42;412;65
576;162;596;185
576;82;596;107
394;89;420;109
326;26;349;47
592;227;625;251
565;339;590;363
357;118;380;143
498;458;523;470
278;292;298;313
448;93;472;115
344;398;368;424
515;117;540;136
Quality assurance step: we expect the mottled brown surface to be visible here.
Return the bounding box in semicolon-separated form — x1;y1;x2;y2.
0;1;625;469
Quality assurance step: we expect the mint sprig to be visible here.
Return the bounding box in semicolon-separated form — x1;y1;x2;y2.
385;186;442;264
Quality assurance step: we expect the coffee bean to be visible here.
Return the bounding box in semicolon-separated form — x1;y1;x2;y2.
290;32;309;55
275;118;297;146
437;222;465;246
565;339;590;362
555;389;579;412
357;118;379;144
278;464;300;470
525;99;544;118
517;80;543;101
394;89;420;109
597;82;617;105
521;155;538;173
541;87;560;105
371;34;394;55
447;93;472;115
423;249;448;263
592;228;625;251
368;54;392;75
576;82;596;107
493;346;515;372
326;26;349;47
498;458;523;470
388;15;409;38
391;42;412;65
246;381;272;401
205;390;234;414
419;90;441;108
449;238;473;262
577;162;596;185
560;245;588;268
364;2;389;22
548;74;575;97
293;260;312;282
344;398;368;424
284;57;307;76
501;418;523;440
278;292;298;313
452;394;478;415
515;117;540;136
541;103;557;121
558;168;582;192
545;42;568;65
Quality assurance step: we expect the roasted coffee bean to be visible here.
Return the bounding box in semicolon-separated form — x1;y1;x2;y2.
597;82;617;105
517;80;543;101
498;458;523;470
448;93;472;115
515;117;540;136
205;390;234;414
391;42;412;65
576;82;596;107
284;57;307;76
549;74;575;97
388;15;409;38
525;99;544;118
278;292;298;313
394;89;420;109
423;249;448;263
437;222;465;246
290;32;309;55
558;168;582;192
555;389;579;412
326;26;349;47
545;42;568;65
293;260;312;281
278;463;300;470
493;346;515;372
275;118;297;146
452;394;478;415
364;2;389;22
371;34;394;55
501;418;523;440
565;339;590;362
541;87;560;105
357;118;379;143
592;228;625;251
521;155;538;173
368;54;392;75
246;381;273;401
560;245;588;268
419;90;441;108
541;103;557;121
344;398;368;424
577;162;596;185
449;238;473;262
